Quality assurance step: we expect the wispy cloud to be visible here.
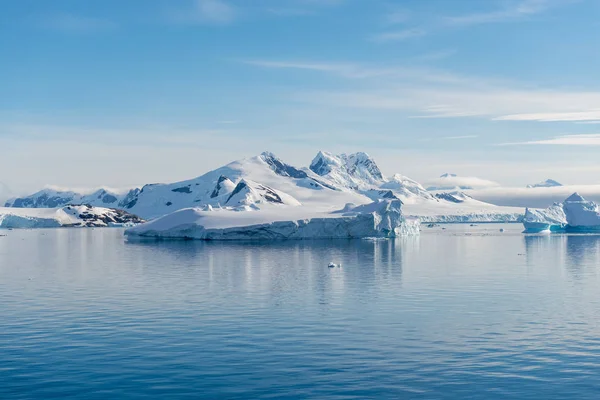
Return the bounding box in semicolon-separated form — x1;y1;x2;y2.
444;0;557;26
500;134;600;146
494;110;600;122
38;13;116;33
242;59;467;83
371;28;427;43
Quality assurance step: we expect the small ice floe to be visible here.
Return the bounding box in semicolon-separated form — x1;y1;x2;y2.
328;262;342;268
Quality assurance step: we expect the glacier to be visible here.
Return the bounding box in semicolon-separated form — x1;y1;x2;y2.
0;205;143;229
125;199;420;240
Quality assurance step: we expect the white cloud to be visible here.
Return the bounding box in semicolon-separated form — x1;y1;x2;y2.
494;110;600;122
468;185;600;208
371;28;427;43
500;133;600;146
244;58;600;122
426;175;500;190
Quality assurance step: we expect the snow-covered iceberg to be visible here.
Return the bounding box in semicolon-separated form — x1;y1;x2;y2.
521;193;600;233
563;193;600;232
125;199;419;240
522;203;567;233
0;205;143;229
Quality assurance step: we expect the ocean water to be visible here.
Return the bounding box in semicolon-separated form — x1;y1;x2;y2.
2;224;600;399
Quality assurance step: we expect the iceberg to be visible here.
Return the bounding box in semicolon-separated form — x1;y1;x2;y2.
563;193;600;232
522;203;567;233
521;193;600;233
125;199;420;240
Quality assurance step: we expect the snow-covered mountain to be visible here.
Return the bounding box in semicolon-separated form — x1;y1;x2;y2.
526;179;562;188
7;151;524;223
0;205;143;229
5;187;140;209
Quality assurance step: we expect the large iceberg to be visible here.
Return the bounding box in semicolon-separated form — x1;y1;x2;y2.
522;193;600;233
522;203;567;233
125;199;420;240
563;193;600;232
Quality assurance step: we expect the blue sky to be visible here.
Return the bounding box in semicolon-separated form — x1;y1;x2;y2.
2;0;600;193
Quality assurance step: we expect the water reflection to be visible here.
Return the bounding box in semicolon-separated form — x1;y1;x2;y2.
124;237;418;306
523;234;600;280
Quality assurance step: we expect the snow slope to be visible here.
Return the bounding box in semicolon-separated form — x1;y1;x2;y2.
125;199;420;240
0;205;143;229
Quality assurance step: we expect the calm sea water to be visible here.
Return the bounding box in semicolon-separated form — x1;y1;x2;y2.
2;224;600;399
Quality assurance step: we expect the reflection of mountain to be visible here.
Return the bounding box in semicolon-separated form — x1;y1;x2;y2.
126;238;413;305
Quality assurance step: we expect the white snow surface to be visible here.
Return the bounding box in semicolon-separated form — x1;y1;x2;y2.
0;205;143;229
125;199;420;240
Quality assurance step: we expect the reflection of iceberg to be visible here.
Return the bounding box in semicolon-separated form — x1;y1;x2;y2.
125;199;420;240
522;203;567;233
522;193;600;233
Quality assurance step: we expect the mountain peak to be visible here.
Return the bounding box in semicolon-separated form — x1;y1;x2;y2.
565;192;585;203
309;151;384;189
259;151;308;179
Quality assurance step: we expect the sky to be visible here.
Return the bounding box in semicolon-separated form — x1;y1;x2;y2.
2;0;600;194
